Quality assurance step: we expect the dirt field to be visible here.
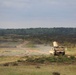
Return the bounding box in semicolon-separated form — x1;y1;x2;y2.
0;41;52;56
0;41;76;56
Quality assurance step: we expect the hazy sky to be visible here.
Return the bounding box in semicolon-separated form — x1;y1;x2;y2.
0;0;76;28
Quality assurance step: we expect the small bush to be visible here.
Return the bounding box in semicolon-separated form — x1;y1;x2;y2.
46;56;57;62
17;60;22;62
25;55;76;64
17;59;25;62
3;63;9;66
52;72;60;75
12;62;18;66
26;57;35;62
70;56;75;60
34;58;45;63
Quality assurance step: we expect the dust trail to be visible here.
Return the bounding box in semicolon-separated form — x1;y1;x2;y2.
0;41;52;56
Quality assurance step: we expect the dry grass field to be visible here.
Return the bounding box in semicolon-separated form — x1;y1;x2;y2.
0;40;76;75
0;64;76;75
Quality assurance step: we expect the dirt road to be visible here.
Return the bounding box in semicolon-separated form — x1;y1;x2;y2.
0;41;51;56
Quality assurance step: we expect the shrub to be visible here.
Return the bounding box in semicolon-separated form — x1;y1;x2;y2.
3;63;9;66
17;59;26;62
34;58;45;63
26;57;35;62
17;60;22;62
12;62;18;66
46;56;57;62
25;55;76;64
52;72;60;75
70;56;75;60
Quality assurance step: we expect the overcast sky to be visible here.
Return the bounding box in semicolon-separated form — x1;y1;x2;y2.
0;0;76;28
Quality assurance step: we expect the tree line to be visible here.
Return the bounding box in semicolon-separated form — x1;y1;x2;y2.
0;28;76;36
0;28;76;45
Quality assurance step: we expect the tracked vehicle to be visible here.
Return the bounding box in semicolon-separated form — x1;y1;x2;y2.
53;41;65;55
54;46;65;55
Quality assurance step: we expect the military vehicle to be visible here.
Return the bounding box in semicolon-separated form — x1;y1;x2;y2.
49;41;65;55
53;41;65;55
54;46;65;55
